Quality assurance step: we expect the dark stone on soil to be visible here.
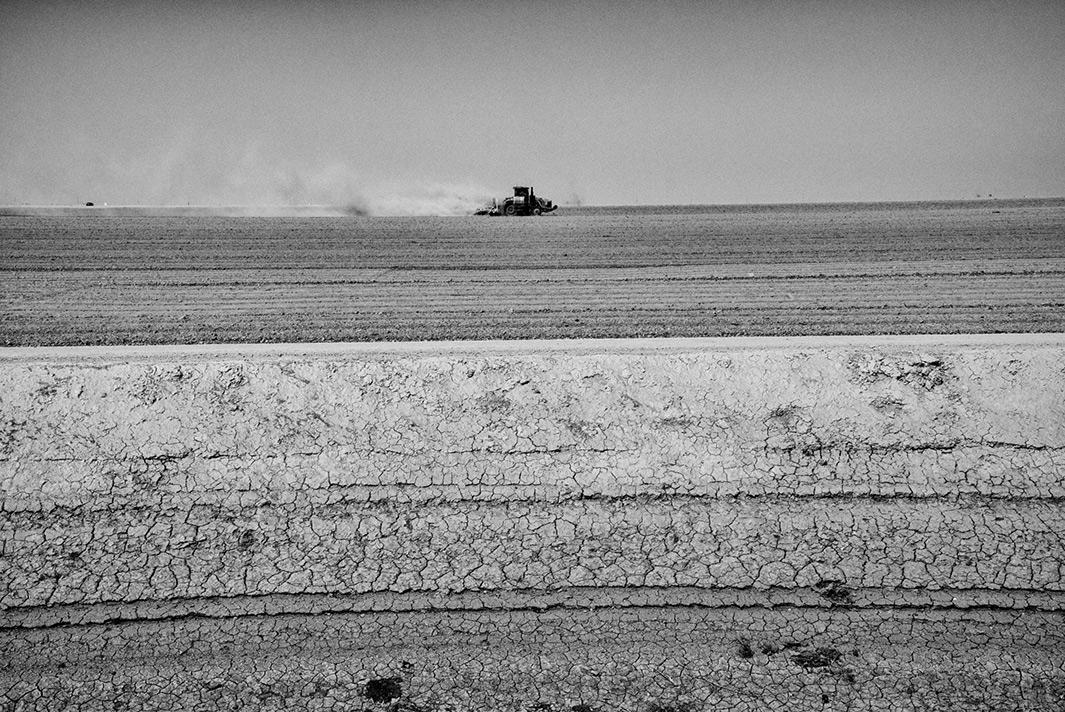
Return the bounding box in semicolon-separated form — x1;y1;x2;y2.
363;677;402;703
792;647;843;669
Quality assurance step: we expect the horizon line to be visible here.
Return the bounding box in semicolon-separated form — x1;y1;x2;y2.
2;196;1063;211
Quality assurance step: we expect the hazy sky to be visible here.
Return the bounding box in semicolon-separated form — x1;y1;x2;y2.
1;0;1063;208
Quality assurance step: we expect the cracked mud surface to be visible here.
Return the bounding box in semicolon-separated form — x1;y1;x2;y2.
2;335;1064;710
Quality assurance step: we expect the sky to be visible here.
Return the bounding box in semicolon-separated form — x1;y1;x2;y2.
1;0;1063;210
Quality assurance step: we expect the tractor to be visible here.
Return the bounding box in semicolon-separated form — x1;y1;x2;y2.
475;186;557;216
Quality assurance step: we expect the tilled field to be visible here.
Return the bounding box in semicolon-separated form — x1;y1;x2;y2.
2;200;1064;345
2;335;1063;710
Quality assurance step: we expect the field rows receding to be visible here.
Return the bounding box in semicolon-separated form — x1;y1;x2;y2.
4;266;1063;345
2;202;1064;344
3;206;1064;269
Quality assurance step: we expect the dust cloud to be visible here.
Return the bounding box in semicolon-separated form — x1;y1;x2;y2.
359;184;492;217
1;150;494;217
228;162;493;216
251;163;493;215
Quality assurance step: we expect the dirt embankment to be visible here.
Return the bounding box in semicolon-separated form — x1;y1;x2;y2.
2;335;1064;711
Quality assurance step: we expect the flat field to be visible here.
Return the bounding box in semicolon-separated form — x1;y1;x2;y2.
2;199;1064;345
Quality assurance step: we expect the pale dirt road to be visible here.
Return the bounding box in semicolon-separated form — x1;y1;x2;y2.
2;335;1063;710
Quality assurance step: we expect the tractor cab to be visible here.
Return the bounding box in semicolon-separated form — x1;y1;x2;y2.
508;187;531;212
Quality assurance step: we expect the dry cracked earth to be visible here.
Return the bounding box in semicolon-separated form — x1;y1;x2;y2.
2;337;1064;710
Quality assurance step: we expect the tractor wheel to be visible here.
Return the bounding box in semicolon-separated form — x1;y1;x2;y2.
533;208;542;216
503;204;516;216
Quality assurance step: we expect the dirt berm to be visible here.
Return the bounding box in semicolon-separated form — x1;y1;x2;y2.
2;335;1063;711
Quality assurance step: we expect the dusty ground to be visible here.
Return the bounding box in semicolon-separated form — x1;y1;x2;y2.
2;201;1064;345
2;334;1063;710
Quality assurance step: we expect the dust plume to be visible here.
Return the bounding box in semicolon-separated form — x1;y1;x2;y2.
0;145;494;216
201;156;493;216
359;183;492;217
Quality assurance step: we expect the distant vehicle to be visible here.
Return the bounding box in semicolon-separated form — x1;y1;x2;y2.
474;186;557;216
84;202;94;206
